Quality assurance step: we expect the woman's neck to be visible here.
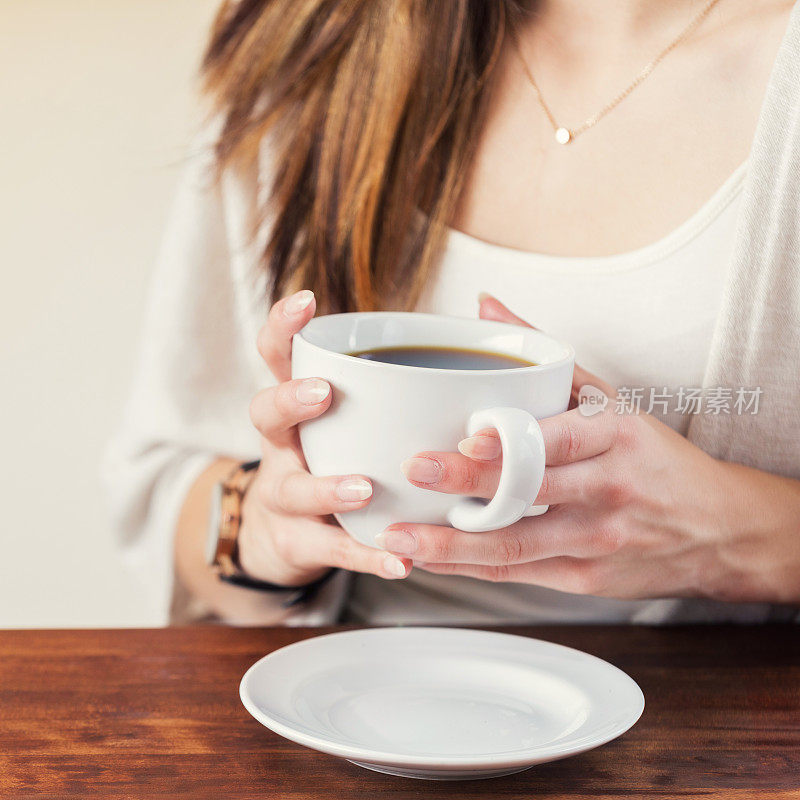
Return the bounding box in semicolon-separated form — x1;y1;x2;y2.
533;0;708;36
525;0;718;58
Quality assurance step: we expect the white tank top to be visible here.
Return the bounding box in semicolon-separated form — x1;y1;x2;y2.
347;160;749;625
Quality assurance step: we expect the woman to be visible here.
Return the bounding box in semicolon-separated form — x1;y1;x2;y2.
106;0;800;625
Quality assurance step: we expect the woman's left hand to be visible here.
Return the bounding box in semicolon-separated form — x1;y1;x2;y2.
377;295;800;603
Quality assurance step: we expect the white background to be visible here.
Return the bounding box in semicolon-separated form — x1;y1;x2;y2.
0;0;220;627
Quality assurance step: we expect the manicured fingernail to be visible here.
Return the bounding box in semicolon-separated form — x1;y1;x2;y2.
383;554;408;578
376;528;417;556
295;377;329;405
283;289;314;316
458;435;502;461
336;478;372;502
478;291;493;303
401;457;442;484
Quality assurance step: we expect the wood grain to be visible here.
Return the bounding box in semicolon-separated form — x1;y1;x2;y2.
1;625;798;799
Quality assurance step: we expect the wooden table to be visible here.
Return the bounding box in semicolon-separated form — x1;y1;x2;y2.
1;625;798;799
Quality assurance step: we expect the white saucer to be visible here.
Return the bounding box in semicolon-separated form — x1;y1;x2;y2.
240;627;644;781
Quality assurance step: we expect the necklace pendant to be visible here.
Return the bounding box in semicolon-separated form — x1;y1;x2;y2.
555;127;572;145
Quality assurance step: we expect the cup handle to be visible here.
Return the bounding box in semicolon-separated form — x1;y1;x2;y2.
446;407;546;533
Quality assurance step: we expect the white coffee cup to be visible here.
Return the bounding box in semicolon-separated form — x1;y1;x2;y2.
292;312;574;548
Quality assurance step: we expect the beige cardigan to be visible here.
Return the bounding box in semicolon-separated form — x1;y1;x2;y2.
689;2;800;475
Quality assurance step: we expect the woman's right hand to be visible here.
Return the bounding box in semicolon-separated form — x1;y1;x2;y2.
237;289;411;588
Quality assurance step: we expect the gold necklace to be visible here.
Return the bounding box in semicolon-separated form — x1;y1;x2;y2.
514;0;723;145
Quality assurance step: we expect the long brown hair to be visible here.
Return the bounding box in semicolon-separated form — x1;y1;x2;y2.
203;0;525;313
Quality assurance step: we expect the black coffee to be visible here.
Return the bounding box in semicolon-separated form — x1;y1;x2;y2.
348;345;535;370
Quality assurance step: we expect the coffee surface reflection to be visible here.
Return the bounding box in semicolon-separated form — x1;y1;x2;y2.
348;345;535;370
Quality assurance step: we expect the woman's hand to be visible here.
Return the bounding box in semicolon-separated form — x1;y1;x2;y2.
377;295;800;603
237;290;411;587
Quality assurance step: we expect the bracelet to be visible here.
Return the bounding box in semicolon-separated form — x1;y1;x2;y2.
219;568;339;608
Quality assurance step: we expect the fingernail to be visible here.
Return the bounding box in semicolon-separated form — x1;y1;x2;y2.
458;435;502;461
336;478;372;502
376;528;418;556
401;457;442;484
283;289;314;316
295;377;329;405
478;291;493;303
383;554;408;578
